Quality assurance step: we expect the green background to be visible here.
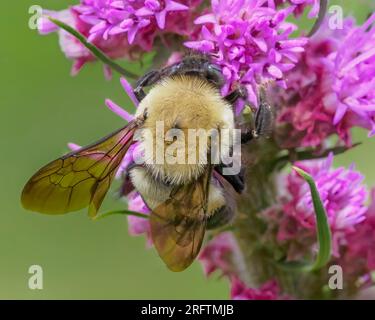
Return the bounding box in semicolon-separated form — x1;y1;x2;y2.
0;0;374;299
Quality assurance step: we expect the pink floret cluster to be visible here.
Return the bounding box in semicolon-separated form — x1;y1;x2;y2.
38;0;201;76
277;15;375;147
185;0;308;110
263;154;368;260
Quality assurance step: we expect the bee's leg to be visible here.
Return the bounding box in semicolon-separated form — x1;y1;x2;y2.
241;99;274;143
224;86;247;105
240;129;255;144
214;164;245;194
133;70;161;101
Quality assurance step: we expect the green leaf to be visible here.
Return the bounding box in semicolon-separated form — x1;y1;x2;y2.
94;209;149;221
47;17;139;80
278;167;332;272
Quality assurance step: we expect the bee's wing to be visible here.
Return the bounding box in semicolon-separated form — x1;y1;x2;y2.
150;165;212;272
21;119;142;217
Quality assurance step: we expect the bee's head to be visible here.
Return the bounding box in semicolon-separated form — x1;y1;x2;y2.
134;75;235;185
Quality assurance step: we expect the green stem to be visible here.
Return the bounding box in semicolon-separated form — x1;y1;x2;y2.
48;17;139;80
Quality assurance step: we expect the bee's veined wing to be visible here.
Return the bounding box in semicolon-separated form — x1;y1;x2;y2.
150;165;212;272
21;119;142;217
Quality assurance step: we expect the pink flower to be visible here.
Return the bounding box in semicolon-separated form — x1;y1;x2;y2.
38;1;201;75
38;9;91;75
75;0;197;49
198;232;242;277
263;154;368;260
137;0;189;29
185;0;308;111
231;278;289;300
277;15;375;147
127;191;152;245
324;14;375;136
38;8;143;76
344;188;375;274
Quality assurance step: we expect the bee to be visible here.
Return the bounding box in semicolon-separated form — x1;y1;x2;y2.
21;54;272;271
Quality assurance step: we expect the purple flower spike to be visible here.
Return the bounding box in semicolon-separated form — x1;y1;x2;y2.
263;153;368;260
277;15;375;147
231;278;290;300
75;0;191;46
137;0;189;29
105;99;135;122
327;14;375;131
185;0;308;109
120;77;139;106
39;1;202;76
